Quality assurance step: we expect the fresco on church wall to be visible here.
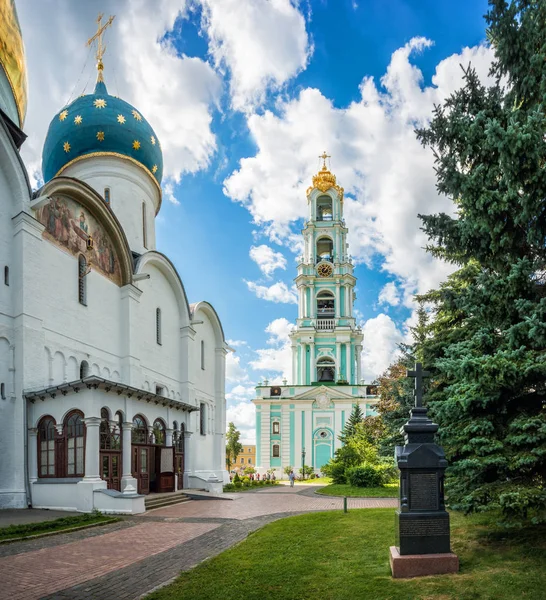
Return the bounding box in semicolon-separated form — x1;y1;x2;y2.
35;196;121;285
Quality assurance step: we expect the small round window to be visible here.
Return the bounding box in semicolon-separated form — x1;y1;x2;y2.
320;431;328;438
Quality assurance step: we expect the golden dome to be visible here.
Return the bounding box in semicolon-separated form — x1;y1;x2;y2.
0;0;28;127
306;156;344;201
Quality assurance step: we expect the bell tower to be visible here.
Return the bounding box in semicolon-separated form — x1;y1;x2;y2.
290;153;363;385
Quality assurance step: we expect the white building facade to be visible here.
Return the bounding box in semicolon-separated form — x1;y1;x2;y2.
253;159;378;477
0;7;228;514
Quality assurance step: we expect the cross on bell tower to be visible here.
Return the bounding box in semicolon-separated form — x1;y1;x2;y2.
86;13;116;83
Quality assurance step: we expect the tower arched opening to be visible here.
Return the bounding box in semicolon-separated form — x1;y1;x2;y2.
316;356;335;382
316;237;334;263
316;195;333;221
316;290;335;317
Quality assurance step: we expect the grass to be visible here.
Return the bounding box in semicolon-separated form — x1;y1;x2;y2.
147;509;546;600
316;483;399;497
0;512;118;541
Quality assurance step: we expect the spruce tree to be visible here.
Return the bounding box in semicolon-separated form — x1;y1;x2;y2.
415;0;546;524
339;403;365;444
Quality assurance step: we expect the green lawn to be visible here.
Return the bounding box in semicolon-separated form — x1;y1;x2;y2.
316;483;399;497
0;513;118;541
296;477;332;485
147;509;546;600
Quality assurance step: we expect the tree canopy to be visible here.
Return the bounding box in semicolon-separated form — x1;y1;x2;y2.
225;422;243;472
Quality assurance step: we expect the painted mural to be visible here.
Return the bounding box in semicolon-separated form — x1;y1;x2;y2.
35;196;121;285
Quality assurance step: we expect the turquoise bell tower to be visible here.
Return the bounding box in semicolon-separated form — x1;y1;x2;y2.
290;152;363;385
252;155;377;479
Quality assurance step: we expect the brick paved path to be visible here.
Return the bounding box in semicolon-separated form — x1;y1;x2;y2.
0;486;397;600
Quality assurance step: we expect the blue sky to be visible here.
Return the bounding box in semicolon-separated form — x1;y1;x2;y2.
18;0;494;442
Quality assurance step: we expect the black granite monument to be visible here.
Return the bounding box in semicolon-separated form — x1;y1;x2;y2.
395;363;451;555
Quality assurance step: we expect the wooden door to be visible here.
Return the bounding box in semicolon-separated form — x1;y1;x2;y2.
101;452;121;491
175;453;184;490
132;446;150;494
157;447;175;493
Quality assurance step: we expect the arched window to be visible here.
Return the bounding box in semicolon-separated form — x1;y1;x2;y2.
272;444;280;458
272;421;280;434
201;340;205;370
316;290;335;317
104;188;111;203
78;255;87;305
0;383;5;400
79;360;89;379
100;408;121;450
156;308;162;345
38;417;56;477
317;357;335;382
65;412;85;477
153;419;166;445
132;415;148;444
317;195;333;221
142;202;147;248
316;237;334;263
174;422;185;453
200;403;206;435
4;266;9;286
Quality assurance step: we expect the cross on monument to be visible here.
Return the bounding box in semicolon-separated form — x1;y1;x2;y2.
406;362;430;408
87;13;116;82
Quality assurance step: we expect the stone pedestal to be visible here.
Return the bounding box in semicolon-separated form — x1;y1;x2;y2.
390;546;459;578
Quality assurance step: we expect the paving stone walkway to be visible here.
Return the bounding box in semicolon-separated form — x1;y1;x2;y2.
0;486;397;600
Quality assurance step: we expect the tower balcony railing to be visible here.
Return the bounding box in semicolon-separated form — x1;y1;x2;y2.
315;318;336;331
316;255;334;264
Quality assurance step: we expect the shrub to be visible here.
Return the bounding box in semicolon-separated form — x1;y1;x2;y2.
234;481;242;489
233;473;241;483
242;476;250;484
323;461;347;484
346;463;386;488
223;483;235;492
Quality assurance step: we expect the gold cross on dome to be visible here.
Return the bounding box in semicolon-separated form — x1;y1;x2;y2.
87;13;116;82
319;151;331;168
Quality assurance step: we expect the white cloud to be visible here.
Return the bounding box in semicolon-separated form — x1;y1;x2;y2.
226;383;255;403
226;401;256;444
245;280;298;303
227;339;248;348
378;282;401;306
223;39;496;305
226;352;249;383
18;0;221;188
249;244;287;277
249;317;293;380
360;313;404;381
200;0;312;111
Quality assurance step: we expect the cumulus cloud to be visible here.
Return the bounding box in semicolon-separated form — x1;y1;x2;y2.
200;0;312;112
245;280;297;303
249;244;287;277
360;313;404;381
226;401;256;444
249;317;293;380
224;39;496;306
378;282;401;307
226;352;249;383
18;0;221;188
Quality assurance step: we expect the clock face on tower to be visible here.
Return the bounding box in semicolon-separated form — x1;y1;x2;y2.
317;262;333;277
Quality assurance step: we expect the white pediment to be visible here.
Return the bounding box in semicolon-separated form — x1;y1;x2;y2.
291;385;359;402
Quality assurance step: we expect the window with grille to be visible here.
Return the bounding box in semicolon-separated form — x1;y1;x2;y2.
272;421;280;434
78;255;87;305
272;444;280;457
65;412;85;477
132;415;148;444
104;188;111;203
156;308;162;345
38;417;56;477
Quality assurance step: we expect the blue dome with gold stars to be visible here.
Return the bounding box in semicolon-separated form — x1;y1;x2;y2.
42;79;163;186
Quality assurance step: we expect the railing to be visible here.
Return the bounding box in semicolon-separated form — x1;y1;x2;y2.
316;255;334;264
316;319;335;331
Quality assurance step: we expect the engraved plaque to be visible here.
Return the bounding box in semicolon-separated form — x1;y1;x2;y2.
399;517;449;537
409;472;438;510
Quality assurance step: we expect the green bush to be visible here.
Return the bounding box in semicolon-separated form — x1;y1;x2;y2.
223;483;235;491
234;481;242;488
323;461;347;484
346;463;385;488
233;473;241;483
242;476;250;484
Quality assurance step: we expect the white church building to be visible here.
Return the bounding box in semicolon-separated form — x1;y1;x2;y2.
253;157;379;477
0;8;229;514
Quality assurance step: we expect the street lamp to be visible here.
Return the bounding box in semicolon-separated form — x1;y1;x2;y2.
301;447;306;481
